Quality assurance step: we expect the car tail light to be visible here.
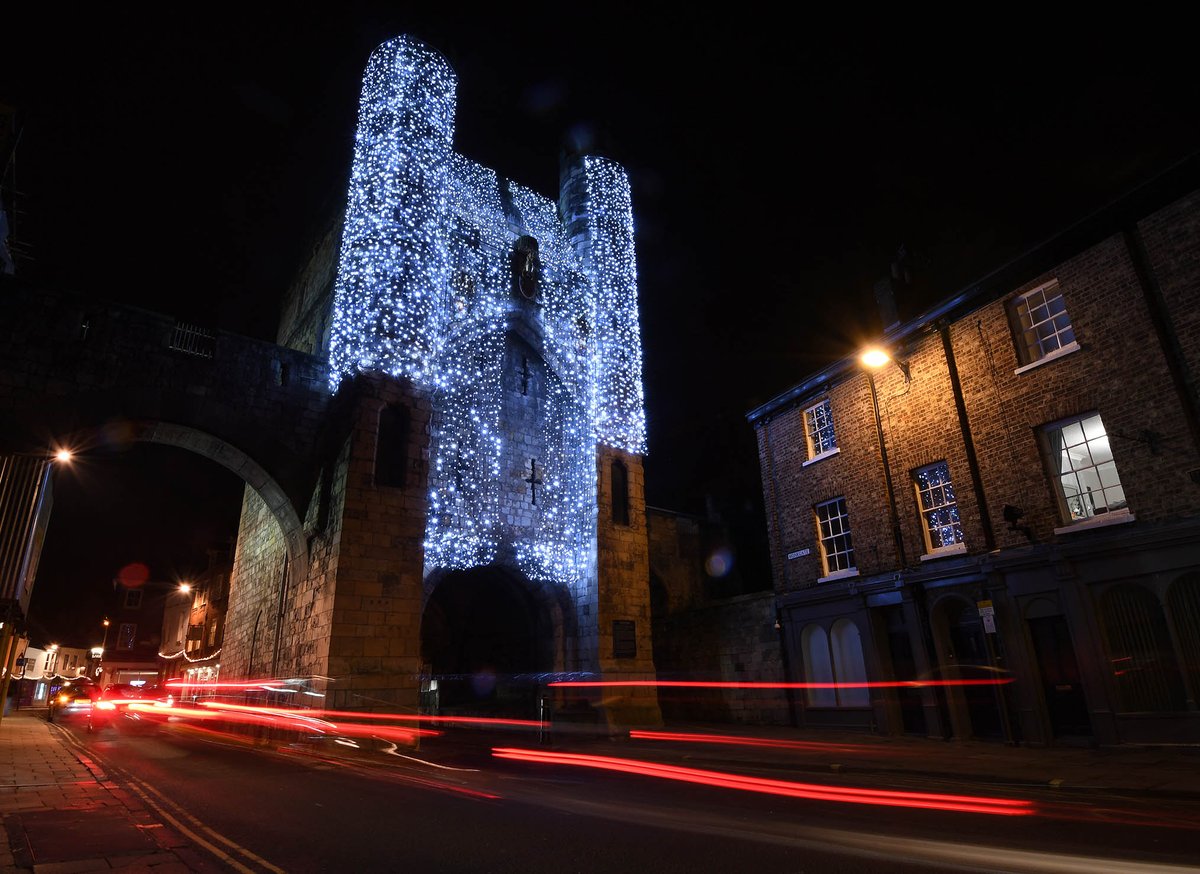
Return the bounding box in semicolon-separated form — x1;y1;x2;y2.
94;701;117;711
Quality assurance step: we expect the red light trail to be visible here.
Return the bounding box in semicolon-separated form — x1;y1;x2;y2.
491;747;1035;816
628;729;899;755
548;679;1013;689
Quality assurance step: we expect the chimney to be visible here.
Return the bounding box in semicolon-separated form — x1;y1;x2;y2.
873;277;901;333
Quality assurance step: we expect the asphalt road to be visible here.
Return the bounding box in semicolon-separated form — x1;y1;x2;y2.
56;715;1200;874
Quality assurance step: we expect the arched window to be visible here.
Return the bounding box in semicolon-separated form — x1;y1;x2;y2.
1167;573;1200;706
801;624;836;707
831;619;870;707
611;458;630;526
1101;584;1186;713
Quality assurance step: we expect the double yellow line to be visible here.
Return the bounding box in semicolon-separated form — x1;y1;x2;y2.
59;731;286;874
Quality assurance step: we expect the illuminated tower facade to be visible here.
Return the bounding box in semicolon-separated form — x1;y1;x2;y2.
227;35;659;725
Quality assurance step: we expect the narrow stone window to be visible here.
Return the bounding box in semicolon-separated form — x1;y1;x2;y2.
611;458;630;526
612;620;636;659
375;403;410;488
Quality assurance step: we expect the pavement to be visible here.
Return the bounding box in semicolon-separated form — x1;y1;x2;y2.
0;709;203;873
2;707;1198;872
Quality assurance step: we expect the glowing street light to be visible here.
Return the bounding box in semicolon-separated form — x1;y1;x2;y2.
860;347;891;369
860;345;908;567
54;448;73;463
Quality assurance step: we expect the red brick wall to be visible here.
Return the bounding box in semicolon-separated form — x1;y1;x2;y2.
756;192;1200;594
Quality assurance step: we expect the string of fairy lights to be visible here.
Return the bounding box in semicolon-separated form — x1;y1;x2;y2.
328;36;646;587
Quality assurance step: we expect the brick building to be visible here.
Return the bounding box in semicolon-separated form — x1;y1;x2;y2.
159;547;231;686
749;164;1200;746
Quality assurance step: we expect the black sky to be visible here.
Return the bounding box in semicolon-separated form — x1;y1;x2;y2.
6;10;1200;645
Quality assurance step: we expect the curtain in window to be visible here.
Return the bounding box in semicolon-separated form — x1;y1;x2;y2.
801;624;836;707
1046;425;1075;515
831;619;869;707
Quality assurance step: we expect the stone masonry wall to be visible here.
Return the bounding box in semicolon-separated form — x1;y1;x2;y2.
595;446;661;725
276;221;342;357
324;374;431;711
223;486;288;678
652;592;789;725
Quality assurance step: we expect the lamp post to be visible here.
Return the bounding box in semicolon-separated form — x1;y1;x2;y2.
860;347;909;568
98;619;110;688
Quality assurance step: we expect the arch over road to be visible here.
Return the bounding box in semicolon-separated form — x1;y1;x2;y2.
1;279;333;583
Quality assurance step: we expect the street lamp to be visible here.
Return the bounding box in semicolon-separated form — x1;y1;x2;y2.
98;619;110;686
860;346;909;567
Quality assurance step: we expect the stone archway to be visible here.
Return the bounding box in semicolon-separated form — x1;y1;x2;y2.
420;566;558;717
65;420;308;580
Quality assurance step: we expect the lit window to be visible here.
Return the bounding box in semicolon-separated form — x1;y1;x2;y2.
1044;413;1127;522
803;399;837;460
815;497;856;577
913;461;964;554
1011;280;1076;365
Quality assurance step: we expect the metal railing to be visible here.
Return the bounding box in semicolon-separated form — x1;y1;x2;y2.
169;321;216;358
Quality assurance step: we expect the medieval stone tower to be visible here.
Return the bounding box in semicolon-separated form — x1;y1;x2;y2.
220;35;660;725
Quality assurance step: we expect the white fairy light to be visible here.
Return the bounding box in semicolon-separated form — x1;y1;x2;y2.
329;36;646;587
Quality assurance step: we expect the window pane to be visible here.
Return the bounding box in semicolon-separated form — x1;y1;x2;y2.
1047;413;1127;522
914;461;963;552
1081;415;1107;442
1014;282;1075;363
1097;461;1122;489
805;399;838;458
816;498;855;575
1089;435;1113;465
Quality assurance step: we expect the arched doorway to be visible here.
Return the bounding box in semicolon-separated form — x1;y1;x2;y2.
947;601;1004;739
421;567;553;717
933;596;1005;741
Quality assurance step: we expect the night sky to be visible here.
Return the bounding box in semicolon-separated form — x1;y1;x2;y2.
6;11;1200;646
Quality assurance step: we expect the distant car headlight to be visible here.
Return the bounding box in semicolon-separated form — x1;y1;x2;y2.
94;701;117;711
57;694;69;705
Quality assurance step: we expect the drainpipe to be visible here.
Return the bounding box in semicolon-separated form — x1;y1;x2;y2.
938;321;996;550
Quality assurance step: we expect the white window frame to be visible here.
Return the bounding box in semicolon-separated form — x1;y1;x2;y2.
1010;280;1079;371
815;497;857;582
913;461;966;558
1042;412;1130;527
802;398;839;465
